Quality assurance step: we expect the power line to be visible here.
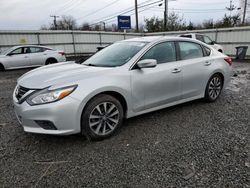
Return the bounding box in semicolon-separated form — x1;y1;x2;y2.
54;0;76;14
89;0;163;26
59;0;83;15
75;0;122;21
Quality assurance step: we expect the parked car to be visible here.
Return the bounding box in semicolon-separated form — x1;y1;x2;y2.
0;45;66;70
179;33;224;53
13;37;232;140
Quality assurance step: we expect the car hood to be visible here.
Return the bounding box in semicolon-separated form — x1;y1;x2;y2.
0;55;6;58
18;62;112;89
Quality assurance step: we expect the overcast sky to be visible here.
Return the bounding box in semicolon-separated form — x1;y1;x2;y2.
0;0;242;30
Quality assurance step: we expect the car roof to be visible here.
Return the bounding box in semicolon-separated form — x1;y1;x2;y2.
12;45;53;49
123;36;204;44
180;33;204;36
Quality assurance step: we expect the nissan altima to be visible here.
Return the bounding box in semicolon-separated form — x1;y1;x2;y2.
13;37;232;140
0;45;66;70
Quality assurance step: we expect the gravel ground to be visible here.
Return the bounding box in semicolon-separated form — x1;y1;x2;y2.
0;62;249;187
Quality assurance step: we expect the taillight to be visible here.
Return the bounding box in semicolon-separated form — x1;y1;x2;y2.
59;52;65;56
224;57;232;66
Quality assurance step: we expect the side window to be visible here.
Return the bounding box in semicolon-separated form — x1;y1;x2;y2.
141;42;176;64
179;42;204;60
30;47;44;53
203;46;211;56
10;48;22;55
23;47;31;54
203;36;213;45
196;35;205;43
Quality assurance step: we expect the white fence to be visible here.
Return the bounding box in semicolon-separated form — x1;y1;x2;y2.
1;26;250;57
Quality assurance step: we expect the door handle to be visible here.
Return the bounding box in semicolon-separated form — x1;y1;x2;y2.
172;68;181;73
24;56;28;58
204;61;211;66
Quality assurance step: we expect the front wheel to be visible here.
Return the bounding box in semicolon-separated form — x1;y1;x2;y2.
81;94;124;141
204;74;223;102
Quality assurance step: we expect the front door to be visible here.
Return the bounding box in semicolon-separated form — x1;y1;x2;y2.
131;41;182;112
5;47;30;69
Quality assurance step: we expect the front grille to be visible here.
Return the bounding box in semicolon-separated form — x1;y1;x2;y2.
16;86;30;101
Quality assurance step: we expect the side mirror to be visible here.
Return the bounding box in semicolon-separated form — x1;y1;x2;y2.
137;59;157;69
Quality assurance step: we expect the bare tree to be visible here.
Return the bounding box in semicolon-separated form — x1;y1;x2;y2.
80;22;91;31
57;15;77;30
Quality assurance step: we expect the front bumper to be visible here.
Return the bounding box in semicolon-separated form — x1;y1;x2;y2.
13;95;82;135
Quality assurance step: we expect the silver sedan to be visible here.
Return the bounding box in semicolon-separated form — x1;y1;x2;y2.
0;45;66;70
13;37;232;140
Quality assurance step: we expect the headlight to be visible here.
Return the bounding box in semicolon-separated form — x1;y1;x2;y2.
27;85;77;105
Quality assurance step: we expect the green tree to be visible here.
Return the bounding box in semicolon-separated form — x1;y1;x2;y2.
144;16;164;32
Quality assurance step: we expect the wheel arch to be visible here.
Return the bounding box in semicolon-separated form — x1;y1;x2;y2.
0;62;5;70
45;57;58;65
81;90;128;118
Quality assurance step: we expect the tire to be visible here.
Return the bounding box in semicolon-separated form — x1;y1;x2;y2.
204;73;223;102
0;63;5;71
81;94;124;141
45;58;57;65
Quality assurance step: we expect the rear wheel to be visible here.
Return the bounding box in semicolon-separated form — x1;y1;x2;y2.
81;94;124;141
204;74;223;102
45;58;57;65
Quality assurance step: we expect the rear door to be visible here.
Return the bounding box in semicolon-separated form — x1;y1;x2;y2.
28;47;47;66
177;41;212;99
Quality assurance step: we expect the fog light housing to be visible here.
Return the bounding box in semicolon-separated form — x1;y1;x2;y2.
35;120;57;130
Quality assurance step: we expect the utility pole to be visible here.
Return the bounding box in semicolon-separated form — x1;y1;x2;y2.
242;0;248;24
164;0;168;31
100;21;106;31
135;0;139;32
50;15;59;30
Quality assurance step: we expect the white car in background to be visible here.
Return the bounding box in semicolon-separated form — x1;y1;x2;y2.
179;33;224;53
0;45;66;70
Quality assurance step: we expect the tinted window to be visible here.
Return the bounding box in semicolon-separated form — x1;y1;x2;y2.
196;35;204;42
141;42;176;64
180;35;192;38
179;42;204;60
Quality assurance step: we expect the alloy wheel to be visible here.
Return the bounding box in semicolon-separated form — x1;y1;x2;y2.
208;76;222;100
89;102;120;136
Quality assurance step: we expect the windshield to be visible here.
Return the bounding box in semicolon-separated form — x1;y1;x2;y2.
82;41;148;67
